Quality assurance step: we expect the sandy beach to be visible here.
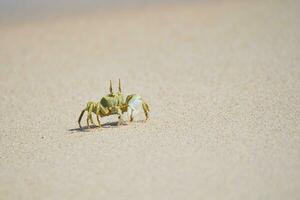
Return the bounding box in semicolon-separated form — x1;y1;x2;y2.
0;0;300;199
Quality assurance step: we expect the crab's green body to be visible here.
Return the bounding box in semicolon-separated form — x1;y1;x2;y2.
100;94;125;109
78;80;150;129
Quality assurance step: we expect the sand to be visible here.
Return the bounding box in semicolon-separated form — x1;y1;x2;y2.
0;0;300;199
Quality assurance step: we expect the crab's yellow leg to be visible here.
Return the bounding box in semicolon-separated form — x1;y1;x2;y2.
96;103;102;127
86;109;91;128
96;115;101;127
99;104;110;115
116;107;126;126
88;103;95;126
78;109;86;129
85;103;93;128
129;108;134;122
86;116;90;128
142;101;150;121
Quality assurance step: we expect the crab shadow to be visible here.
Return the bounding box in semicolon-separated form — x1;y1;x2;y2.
68;121;121;132
68;120;145;133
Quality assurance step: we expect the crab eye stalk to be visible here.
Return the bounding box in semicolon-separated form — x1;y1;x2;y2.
118;78;122;93
109;80;113;95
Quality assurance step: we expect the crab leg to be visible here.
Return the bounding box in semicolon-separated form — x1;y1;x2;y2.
96;104;102;127
87;103;96;127
142;101;150;121
116;107;126;126
78;109;86;129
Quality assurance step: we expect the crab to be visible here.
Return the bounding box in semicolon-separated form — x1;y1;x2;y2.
78;79;150;129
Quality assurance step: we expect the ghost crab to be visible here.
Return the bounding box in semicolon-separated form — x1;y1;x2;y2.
78;79;150;129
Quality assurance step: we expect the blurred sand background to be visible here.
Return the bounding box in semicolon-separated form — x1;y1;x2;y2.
0;0;300;199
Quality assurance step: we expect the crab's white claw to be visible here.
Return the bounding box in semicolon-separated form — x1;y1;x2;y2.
127;95;143;116
129;99;142;111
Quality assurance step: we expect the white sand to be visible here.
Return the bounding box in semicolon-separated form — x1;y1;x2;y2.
0;0;300;199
